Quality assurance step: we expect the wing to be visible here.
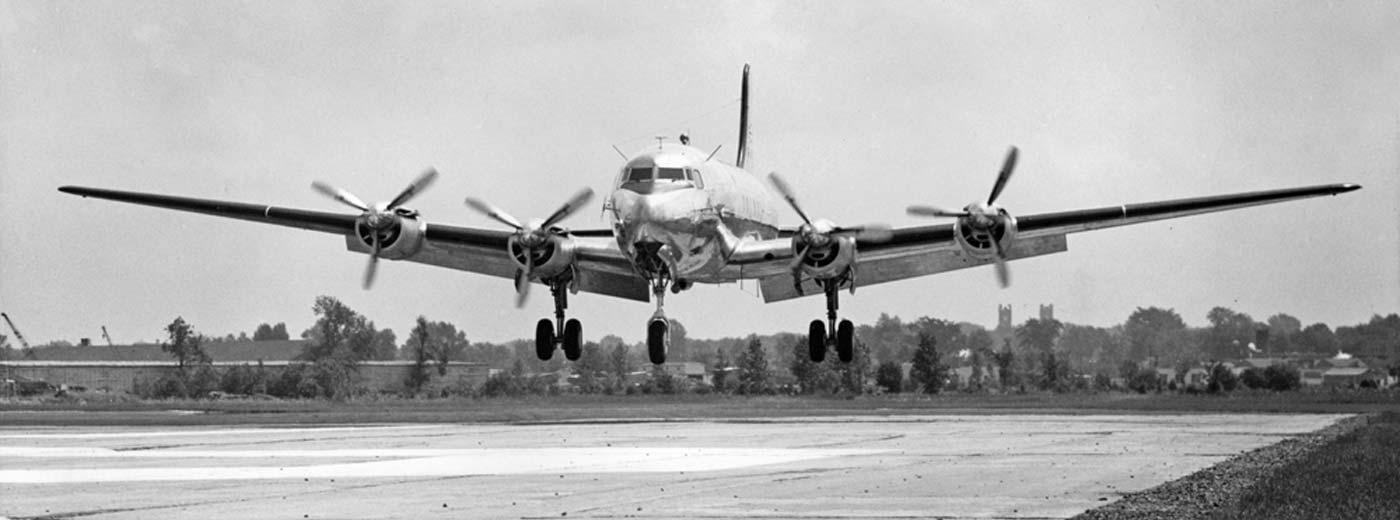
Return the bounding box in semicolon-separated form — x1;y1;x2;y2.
756;183;1360;302
57;186;649;302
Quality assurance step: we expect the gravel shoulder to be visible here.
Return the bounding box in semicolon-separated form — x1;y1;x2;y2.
1071;413;1373;520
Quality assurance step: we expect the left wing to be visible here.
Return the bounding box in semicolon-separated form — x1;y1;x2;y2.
57;186;649;301
755;183;1360;302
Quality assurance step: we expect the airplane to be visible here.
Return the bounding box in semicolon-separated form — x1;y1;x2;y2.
59;65;1360;366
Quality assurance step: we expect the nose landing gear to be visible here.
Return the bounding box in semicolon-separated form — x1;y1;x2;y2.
534;277;583;361
807;278;855;363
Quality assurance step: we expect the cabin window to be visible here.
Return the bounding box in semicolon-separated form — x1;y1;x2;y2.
657;167;685;181
627;167;653;182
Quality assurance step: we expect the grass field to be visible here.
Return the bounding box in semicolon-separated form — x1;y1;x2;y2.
1218;411;1400;520
3;388;1398;426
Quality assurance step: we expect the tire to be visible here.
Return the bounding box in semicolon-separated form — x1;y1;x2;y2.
808;320;827;363
647;318;668;365
563;319;582;361
837;319;855;363
535;319;555;361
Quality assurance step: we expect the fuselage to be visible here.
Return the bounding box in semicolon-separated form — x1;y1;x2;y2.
607;142;780;284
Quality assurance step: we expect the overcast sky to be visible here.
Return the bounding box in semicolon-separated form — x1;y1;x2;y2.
2;1;1397;347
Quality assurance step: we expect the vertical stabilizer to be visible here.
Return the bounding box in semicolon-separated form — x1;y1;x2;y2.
736;64;750;169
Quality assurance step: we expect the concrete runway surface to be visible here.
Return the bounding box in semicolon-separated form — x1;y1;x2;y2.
0;414;1345;519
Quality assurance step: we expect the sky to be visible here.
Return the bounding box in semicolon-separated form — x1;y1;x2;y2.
2;1;1397;347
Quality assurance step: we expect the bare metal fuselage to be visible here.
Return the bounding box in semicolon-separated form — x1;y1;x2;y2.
608;142;780;284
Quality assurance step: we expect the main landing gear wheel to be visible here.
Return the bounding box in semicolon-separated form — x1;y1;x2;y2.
836;319;855;363
535;318;555;361
647;318;669;365
808;320;827;362
563;319;582;361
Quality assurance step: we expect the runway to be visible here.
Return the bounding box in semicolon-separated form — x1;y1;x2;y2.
0;414;1345;519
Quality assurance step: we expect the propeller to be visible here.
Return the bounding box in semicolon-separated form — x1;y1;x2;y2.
312;168;438;289
906;146;1019;288
465;187;594;307
769;172;891;293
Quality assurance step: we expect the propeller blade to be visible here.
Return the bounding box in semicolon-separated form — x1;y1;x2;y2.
465;198;525;231
833;224;893;242
387;168;439;209
312;181;370;212
989;235;1010;288
768;172;812;225
987;146;1019;205
515;251;533;308
541;187;595;229
906;205;971;218
363;232;382;290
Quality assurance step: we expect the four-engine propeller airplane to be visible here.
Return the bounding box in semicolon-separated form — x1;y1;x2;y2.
60;65;1360;365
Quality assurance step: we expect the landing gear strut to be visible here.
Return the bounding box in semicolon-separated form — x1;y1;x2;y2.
534;277;582;361
646;272;671;365
807;278;855;363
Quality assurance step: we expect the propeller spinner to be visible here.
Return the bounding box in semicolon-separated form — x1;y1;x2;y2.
465;187;594;307
312;168;438;289
906;146;1019;287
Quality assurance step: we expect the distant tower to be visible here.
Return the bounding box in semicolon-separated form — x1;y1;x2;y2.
997;304;1013;331
1039;304;1055;322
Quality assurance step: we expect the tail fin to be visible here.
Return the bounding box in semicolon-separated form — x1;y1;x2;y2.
736;64;750;169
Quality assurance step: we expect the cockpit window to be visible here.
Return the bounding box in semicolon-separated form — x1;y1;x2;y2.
627;167;653;182
657;167;685;181
687;168;703;187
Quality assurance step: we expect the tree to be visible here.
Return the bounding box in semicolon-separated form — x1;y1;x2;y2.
1296;323;1339;355
301;296;395;362
789;337;837;394
1204;307;1255;359
993;344;1016;388
833;339;872;394
735;336;772;395
875;361;903;393
1266;313;1302;353
253;322;290;341
405;316;433;394
910;332;948;394
1124;307;1189;365
162;316;210;370
1207;362;1239;393
711;348;730;394
574;341;611;394
610;343;633;393
1016;318;1063;355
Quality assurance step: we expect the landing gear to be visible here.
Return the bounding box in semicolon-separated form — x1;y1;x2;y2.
648;316;669;365
646;271;672;365
535;319;554;361
563;319;582;361
805;278;857;363
533;277;584;361
808;320;826;362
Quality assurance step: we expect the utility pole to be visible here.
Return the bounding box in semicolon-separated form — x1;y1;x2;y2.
1;313;32;350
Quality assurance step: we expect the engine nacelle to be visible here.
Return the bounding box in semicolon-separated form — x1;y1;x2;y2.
793;234;858;281
509;234;577;280
346;215;426;259
953;209;1018;259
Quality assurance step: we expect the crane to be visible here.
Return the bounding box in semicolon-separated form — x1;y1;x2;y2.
102;326;113;347
2;313;32;350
